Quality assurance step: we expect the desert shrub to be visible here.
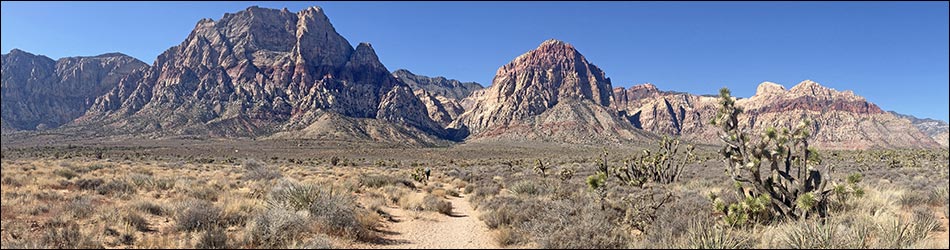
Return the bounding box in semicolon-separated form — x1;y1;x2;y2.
470;184;501;207
39;221;101;248
84;163;109;172
291;234;334;249
614;186;676;232
128;173;154;188
267;179;323;211
479;196;541;229
195;227;229;249
243;159;282;181
363;191;389;215
507;180;545;196
421;194;453;215
537;213;629;249
64;196;95;219
523;199;630;249
131;200;165;216
494;226;525;246
54;168;78;180
359;174;411;188
75;178;104;190
446;168;473;182
245;207;309;248
182;184;220;201
878;208;939;248
1;176;22;187
779;220;846;249
642;191;713;247
220;197;258;227
927;187;949;207
96;179;136;196
899;191;928;208
380;185;408;205
123;211;150;232
126;173;174;191
330;156;341;166
679;219;752;249
265;179;376;241
308;189;377;241
175;199;223;231
444;188;460;197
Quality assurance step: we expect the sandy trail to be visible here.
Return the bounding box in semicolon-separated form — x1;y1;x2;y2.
358;192;497;249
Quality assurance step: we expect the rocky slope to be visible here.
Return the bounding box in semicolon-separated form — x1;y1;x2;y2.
393;69;483;100
1;49;147;131
391;70;480;128
614;80;941;149
452;39;652;143
888;111;949;147
77;6;444;142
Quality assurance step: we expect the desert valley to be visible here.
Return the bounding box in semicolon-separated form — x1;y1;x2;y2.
1;5;948;249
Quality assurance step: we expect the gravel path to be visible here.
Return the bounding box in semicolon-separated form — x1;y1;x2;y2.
368;193;497;249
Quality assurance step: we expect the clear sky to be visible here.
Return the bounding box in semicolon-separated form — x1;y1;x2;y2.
2;1;948;121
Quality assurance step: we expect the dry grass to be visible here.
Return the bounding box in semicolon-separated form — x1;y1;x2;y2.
0;144;946;249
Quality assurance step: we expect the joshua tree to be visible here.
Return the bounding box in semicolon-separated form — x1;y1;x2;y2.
710;88;834;223
534;159;550;178
613;136;695;187
587;148;610;210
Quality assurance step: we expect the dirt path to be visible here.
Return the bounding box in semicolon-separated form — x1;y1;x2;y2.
364;193;497;249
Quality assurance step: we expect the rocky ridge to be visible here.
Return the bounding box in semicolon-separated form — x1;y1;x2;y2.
1;49;147;131
613;80;941;149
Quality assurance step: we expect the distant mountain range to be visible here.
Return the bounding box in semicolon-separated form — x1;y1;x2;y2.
2;5;946;149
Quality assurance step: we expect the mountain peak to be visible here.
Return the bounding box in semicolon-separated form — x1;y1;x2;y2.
535;39;576;52
7;48;30;55
755;81;786;96
452;40;638;143
790;79;823;91
632;83;658;92
540;39;569;46
346;42;383;69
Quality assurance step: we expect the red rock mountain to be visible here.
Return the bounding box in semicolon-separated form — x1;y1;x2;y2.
1;5;943;149
1;49;147;131
78;6;444;142
613;80;941;149
452;39;652;143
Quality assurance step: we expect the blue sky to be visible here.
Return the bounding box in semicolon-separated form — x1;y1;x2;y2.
2;1;948;121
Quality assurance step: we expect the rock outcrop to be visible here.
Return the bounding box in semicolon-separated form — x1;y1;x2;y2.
1;49;147;131
453;39;652;143
78;6;444;142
